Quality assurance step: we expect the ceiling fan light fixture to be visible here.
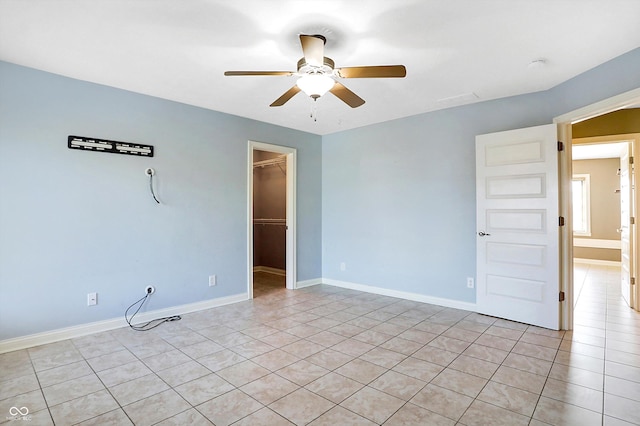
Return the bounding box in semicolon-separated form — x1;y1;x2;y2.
225;34;405;108
296;74;335;99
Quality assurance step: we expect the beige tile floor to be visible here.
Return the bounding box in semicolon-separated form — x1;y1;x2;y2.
1;266;639;425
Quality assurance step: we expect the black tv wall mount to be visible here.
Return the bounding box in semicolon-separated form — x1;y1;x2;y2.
68;135;154;157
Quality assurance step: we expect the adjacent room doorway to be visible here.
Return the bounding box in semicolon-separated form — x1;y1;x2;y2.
571;137;637;310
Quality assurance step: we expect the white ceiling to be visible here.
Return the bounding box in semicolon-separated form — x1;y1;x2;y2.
1;0;639;135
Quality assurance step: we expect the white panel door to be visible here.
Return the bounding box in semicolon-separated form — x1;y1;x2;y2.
620;143;634;307
476;124;560;330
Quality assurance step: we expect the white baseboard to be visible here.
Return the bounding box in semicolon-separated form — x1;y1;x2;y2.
296;278;322;289
0;293;248;354
253;266;286;276
1;278;478;353
322;278;477;312
574;258;622;267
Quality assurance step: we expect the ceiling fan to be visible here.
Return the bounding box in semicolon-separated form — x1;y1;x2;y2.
224;34;406;108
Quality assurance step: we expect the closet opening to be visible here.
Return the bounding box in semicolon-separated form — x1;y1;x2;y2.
247;141;297;299
253;150;287;296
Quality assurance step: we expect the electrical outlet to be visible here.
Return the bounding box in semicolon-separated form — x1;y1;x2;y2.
467;277;475;289
340;262;346;271
87;292;97;306
209;275;217;286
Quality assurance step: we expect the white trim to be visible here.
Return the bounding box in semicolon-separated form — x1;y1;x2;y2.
296;278;323;288
253;266;286;276
573;238;621;249
0;293;248;354
248;141;297;298
574;258;622;267
554;87;640;124
322;278;477;312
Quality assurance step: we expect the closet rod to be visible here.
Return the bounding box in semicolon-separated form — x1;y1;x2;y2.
253;218;286;226
253;156;286;168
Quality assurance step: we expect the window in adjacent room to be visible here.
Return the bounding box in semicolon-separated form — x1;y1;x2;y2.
572;174;591;236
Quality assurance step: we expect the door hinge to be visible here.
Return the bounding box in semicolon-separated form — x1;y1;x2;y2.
630;156;634;165
557;141;564;152
559;216;565;226
632;277;636;286
559;291;565;302
631;217;636;225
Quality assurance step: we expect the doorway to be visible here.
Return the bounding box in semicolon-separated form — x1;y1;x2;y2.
247;141;297;299
571;139;632;309
555;87;640;329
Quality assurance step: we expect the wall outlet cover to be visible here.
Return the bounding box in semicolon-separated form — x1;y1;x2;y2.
467;277;475;289
87;292;97;306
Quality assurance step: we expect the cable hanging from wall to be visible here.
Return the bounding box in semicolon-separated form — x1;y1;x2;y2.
145;168;160;204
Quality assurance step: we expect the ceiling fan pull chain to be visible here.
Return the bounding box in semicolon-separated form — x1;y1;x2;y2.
310;101;319;122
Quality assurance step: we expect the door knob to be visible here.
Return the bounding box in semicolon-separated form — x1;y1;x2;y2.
478;231;491;237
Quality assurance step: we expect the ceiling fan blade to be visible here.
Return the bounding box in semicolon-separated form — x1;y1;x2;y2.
270;85;301;107
329;82;365;108
224;71;294;76
336;65;407;78
300;34;325;67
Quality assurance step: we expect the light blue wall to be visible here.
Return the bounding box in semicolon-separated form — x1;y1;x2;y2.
322;48;640;302
0;62;322;340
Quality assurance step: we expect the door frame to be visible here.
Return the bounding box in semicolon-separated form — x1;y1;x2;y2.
247;141;297;298
554;87;640;329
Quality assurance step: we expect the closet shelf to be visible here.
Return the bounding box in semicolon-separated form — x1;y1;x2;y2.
253;218;286;226
253;156;286;168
